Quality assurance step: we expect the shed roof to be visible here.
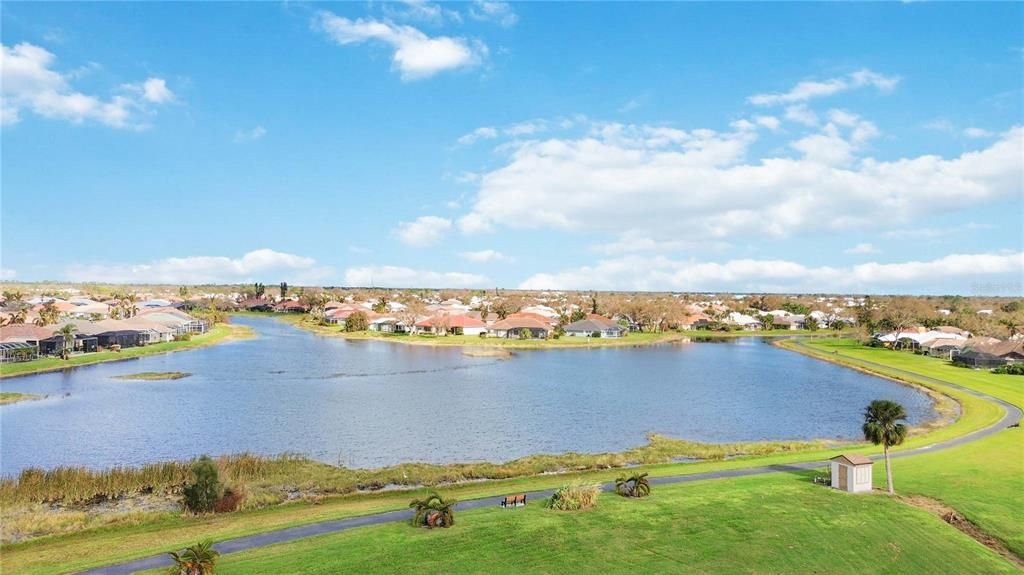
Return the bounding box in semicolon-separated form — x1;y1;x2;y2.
831;454;873;466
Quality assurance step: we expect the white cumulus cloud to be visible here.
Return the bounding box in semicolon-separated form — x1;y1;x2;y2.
63;249;333;285
344;265;488;288
844;243;879;254
314;11;486;80
395;215;452;247
456;120;1022;244
1;42;175;129
519;252;1024;295
749;68;899;107
469;1;518;27
460;249;510;262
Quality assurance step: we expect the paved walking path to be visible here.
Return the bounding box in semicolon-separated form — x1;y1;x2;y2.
80;347;1022;574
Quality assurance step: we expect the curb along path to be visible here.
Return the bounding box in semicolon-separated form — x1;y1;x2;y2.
80;345;1022;574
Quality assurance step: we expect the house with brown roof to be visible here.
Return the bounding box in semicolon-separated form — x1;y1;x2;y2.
488;317;551;339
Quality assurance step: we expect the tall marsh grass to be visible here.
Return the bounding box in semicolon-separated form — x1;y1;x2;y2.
544;482;601;511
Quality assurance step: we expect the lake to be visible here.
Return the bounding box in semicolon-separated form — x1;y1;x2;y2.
0;316;936;474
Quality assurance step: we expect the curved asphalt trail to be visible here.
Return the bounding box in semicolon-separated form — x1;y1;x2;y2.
79;345;1022;574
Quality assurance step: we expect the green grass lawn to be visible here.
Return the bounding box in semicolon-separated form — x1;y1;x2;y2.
796;338;1024;557
158;473;1017;575
0;324;253;379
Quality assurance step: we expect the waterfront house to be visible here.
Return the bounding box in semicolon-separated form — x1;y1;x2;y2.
830;454;873;493
488;317;552;339
414;314;488;336
95;329;147;349
563;316;625;338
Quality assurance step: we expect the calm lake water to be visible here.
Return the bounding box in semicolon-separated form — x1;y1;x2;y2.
0;316;935;474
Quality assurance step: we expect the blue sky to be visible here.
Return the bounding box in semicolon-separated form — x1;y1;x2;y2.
1;1;1022;294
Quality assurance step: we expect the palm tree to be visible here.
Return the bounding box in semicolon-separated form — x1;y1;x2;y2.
615;472;651;498
58;324;78;360
862;400;908;495
409;492;456;528
166;540;219;575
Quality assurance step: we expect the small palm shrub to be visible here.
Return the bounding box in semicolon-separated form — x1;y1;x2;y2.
182;456;222;514
409;492;456;528
544;482;600;511
615;472;651;498
166;540;219;575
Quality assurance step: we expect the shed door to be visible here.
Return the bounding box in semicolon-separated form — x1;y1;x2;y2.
838;466;848;490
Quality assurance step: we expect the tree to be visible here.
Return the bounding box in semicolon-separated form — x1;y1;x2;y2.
372;297;387;314
782;302;810;315
166;540;219;575
58;324;78;360
615;472;651;498
345;311;369;332
758;314;775;331
409;492;456;528
279;282;288;299
804;316;819;332
862;400;908;495
590;293;599;315
178;286;189;297
254;283;265;299
35;302;60;326
182;456;222;513
518;327;531;340
569;308;586;323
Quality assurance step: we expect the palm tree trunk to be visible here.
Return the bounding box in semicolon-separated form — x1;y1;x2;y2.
884;445;894;495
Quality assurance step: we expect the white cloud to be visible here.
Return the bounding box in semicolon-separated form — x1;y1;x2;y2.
519;252;1024;294
64;249;333;284
456;118;1022;242
344;265;488;288
881;222;992;240
383;1;461;25
139;78;174;104
592;231;729;255
923;118;956;133
469;1;518;27
963;127;994;139
784;104;819;126
754;115;781;131
395;215;452;247
749;68;900;106
456;120;551;145
844;242;879;254
1;42;175;129
314;11;486;80
460;249;510;263
0;268;16;280
456;126;498;145
233;125;267;143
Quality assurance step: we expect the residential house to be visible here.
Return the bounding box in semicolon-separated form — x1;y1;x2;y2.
414;314;488;336
563;316;626;338
488;317;552;339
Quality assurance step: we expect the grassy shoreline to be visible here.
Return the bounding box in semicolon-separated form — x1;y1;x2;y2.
0;323;255;380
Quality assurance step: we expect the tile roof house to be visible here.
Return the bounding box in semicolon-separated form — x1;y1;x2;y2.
414;314;487;336
488;317;552;339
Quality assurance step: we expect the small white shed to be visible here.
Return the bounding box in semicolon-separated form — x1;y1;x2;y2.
830;454;873;493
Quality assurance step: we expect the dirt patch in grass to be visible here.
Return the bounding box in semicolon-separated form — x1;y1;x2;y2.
898;494;1024;569
111;372;192;381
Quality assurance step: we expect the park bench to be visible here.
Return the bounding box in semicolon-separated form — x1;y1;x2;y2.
500;494;526;508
